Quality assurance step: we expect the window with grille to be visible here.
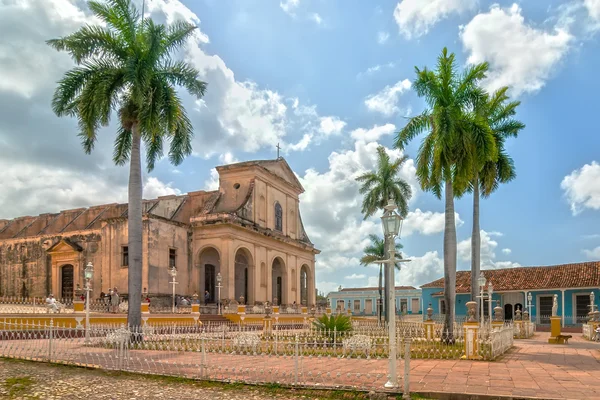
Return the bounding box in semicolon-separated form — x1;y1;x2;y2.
122;246;129;267
169;248;176;268
275;202;283;231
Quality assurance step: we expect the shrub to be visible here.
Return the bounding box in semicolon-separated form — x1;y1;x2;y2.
312;314;352;332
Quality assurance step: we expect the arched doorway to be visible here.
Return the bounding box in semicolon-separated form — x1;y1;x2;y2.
300;265;309;306
198;247;220;303
60;264;74;299
272;257;285;305
504;304;513;321
234;248;253;304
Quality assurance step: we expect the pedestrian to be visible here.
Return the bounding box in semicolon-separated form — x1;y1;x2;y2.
46;294;58;313
204;290;210;305
111;288;119;313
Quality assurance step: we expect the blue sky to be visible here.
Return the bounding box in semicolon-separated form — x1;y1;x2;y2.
1;0;599;295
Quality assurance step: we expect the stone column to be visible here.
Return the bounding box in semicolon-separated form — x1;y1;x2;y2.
462;301;481;360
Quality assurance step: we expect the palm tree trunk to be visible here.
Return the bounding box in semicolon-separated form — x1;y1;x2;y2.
443;180;457;342
471;174;481;322
127;123;143;328
383;234;389;323
378;265;383;322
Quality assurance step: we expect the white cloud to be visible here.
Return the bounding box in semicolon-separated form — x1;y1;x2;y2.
364;79;411;116
280;0;300;16
403;209;464;237
218;152;239;165
460;4;573;96
204;169;220;191
502;248;512;255
396;251;444;288
350;123;396;142
583;246;600;259
561;161;600;215
319;116;346;136
585;0;600;21
346;273;367;280
457;230;521;269
393;0;477;39
377;31;390;44
357;62;396;79
143;177;182;199
311;13;323;25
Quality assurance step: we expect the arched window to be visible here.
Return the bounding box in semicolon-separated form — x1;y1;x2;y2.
275;202;283;231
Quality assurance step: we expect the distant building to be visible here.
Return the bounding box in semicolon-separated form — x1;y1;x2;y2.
327;286;422;315
421;262;600;326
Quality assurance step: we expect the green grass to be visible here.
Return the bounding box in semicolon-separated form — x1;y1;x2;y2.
3;376;36;398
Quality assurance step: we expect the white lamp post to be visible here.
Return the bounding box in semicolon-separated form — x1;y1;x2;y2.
487;282;494;326
477;273;486;325
216;272;223;315
84;262;94;345
169;267;178;313
527;292;534;321
373;199;410;390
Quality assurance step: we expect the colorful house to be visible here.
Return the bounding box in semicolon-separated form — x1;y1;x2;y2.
327;286;422;315
420;262;600;326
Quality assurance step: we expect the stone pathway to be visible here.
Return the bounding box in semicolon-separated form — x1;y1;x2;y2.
1;331;599;399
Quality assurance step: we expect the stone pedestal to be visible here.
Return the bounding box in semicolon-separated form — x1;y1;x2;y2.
424;320;435;340
514;320;523;338
346;308;352;316
491;321;504;330
462;322;481;360
237;304;246;314
73;300;84;313
191;303;199;315
548;316;565;344
325;307;331;316
273;305;280;314
263;316;273;334
301;306;308;315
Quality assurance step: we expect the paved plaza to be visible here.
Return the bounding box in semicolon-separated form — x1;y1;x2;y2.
1;331;599;399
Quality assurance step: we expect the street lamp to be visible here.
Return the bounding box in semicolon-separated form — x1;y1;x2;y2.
169;267;178;313
216;272;223;315
374;199;410;390
487;282;494;325
477;273;486;324
84;262;94;345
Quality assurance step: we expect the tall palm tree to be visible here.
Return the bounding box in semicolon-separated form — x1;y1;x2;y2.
395;48;492;340
470;87;524;316
47;0;207;327
356;146;412;322
360;234;403;319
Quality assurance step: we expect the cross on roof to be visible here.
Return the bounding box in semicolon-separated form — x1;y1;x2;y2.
276;142;281;159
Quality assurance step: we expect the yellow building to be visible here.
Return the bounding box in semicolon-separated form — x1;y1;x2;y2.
0;158;319;306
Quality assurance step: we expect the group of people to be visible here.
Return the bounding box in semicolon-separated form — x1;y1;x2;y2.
99;288;121;313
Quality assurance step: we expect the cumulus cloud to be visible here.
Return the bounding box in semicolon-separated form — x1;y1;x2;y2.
457;230;521;269
502;248;512;255
346;273;367;280
319;116;346;136
377;31;390;44
393;0;477;39
460;4;573;96
585;0;600;21
350;124;396;142
280;0;300;16
403;209;464;237
561;161;600;215
583;246;600;259
364;79;412;116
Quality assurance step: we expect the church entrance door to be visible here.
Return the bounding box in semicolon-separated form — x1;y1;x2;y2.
235;249;252;304
271;257;285;305
205;264;215;303
60;265;74;299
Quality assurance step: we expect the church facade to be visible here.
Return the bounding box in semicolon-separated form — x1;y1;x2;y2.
0;158;319;306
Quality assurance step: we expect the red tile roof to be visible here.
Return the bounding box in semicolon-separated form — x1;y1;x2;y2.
420;262;600;293
340;286;416;292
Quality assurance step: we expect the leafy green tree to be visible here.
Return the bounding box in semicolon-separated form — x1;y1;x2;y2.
47;0;207;327
395;48;492;340
356;146;412;323
470;87;524;315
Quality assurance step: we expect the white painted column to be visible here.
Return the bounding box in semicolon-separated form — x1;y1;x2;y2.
561;289;565;327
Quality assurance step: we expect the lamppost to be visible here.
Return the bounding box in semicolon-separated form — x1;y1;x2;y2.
84;262;94;345
216;272;222;315
477;273;487;326
169;267;178;313
373;199;409;390
527;292;534;321
487;282;494;326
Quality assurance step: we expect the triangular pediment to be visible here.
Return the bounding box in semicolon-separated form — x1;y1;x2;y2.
261;159;304;193
46;239;83;253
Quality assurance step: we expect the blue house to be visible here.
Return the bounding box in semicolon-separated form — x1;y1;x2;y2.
421;262;600;326
327;286;422;315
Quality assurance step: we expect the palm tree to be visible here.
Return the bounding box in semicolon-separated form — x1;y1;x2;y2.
47;0;207;327
470;87;524;317
395;48;492;340
356;146;412;322
360;234;403;319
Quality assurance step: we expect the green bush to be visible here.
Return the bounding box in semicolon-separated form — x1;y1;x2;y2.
312;314;352;332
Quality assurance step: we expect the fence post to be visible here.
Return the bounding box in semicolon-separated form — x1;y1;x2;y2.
333;327;337;350
48;319;54;362
294;334;299;385
403;337;411;400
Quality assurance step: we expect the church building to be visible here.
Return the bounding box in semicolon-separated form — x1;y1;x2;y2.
0;158;319;307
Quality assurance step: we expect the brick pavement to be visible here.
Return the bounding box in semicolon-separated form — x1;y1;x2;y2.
1;331;599;399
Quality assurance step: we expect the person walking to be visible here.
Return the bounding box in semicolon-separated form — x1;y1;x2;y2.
111;288;119;313
204;290;210;306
